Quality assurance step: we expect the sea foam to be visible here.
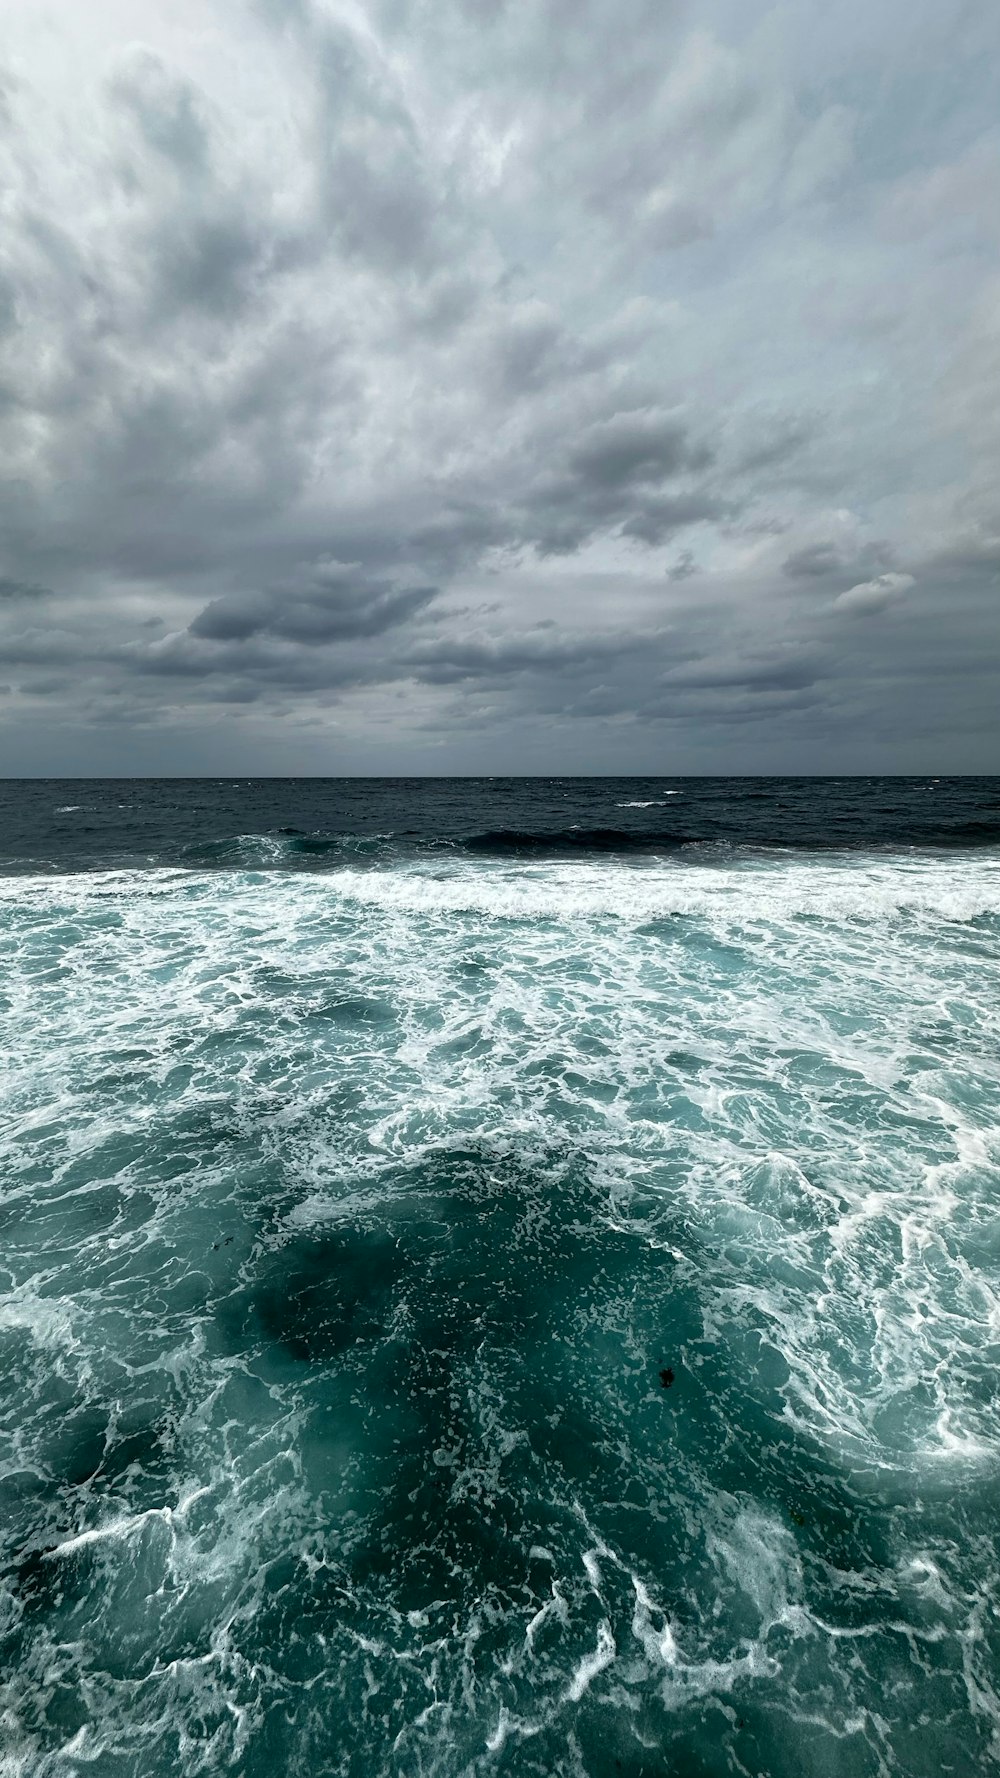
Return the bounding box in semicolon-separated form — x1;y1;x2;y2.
1;848;998;1776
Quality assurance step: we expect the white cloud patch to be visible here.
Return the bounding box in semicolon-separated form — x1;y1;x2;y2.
833;572;915;616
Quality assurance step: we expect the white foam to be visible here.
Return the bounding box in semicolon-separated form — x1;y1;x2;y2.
46;1508;172;1558
566;1621;616;1701
3;849;999;928
2;844;999;1765
0;1292;80;1355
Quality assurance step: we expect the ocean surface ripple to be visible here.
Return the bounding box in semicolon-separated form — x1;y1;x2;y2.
1;780;999;1777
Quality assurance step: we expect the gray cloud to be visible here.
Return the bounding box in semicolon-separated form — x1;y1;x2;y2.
0;578;52;601
109;46;212;170
782;543;845;579
660;652;824;694
515;409;724;555
404;624;657;686
567;411;707;490
0;0;997;770
666;550;699;582
783;540;897;580
190;568;436;644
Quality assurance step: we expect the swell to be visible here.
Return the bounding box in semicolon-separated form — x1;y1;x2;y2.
180;827;696;867
7;819;999;879
5;778;1000;879
462;826;692;856
461;817;1000;857
177;831;399;869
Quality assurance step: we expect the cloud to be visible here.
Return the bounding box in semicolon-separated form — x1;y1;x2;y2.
109;45;211;171
0;577;52;601
566;410;707;490
783;537;897;581
404;624;656;685
660;651;823;693
518;408;722;555
666;550;699;581
833;572;915;616
0;0;997;769
783;543;844;578
189;566;436;644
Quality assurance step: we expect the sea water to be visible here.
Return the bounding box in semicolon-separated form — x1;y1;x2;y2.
1;778;999;1777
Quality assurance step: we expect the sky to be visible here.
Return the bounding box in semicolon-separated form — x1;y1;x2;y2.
0;0;998;775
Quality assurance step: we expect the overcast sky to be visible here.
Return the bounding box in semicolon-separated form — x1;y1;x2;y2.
1;0;998;774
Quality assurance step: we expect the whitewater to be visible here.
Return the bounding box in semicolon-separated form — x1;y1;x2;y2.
1;785;1000;1777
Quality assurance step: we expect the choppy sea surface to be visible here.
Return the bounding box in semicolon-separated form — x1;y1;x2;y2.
2;776;1000;1778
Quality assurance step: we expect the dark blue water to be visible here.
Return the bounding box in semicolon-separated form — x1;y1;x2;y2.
1;779;999;1776
1;776;999;872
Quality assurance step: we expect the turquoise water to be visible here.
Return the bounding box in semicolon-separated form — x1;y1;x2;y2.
2;819;1000;1774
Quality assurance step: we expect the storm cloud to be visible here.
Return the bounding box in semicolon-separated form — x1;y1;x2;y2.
0;0;998;772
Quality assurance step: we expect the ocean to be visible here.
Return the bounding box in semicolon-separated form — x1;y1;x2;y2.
1;776;999;1778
